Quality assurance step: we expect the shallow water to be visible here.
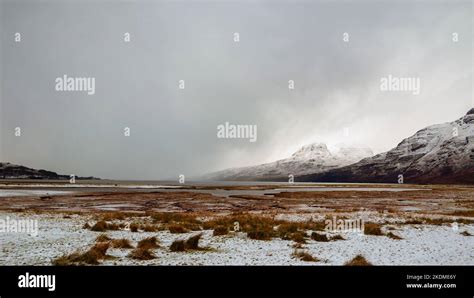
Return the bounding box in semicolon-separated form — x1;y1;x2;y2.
0;190;74;197
0;182;428;198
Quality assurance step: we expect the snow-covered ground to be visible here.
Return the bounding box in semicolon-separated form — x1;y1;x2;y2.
0;212;472;266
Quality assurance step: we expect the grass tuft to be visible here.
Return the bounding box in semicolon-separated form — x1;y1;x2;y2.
364;223;383;236
128;247;156;260
170;240;186;252
386;232;403;240
344;254;372;266
111;238;134;249
137;237;160;249
292;250;319;262
212;226;229;236
310;232;329;242
95;234;111;242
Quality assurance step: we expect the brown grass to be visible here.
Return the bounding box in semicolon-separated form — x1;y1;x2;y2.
141;224;159;232
95;234;111;242
403;219;423;225
137;237;160;249
128;247;156;260
449;210;474;217
386;232;403;240
130;223;139;232
460;230;472;236
310;232;329;242
344;255;372;266
285;231;307;244
247;229;274;240
168;224;189;234
170;240;186;252
150;212;202;225
292;250;319;262
364;223;383;236
52;242;110;266
212;225;229;236
111;238;134;249
170;233;205;252
90;220;120;232
185;233;202;250
330;234;345;241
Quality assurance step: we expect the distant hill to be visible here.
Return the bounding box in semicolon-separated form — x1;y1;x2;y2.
0;162;98;180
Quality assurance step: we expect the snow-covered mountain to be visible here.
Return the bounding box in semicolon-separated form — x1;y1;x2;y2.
299;108;474;184
204;143;373;181
0;162;97;180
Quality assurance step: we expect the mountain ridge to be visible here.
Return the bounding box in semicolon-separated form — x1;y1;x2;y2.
204;143;374;181
298;108;474;184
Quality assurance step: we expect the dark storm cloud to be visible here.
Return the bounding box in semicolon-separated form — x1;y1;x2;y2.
0;0;472;179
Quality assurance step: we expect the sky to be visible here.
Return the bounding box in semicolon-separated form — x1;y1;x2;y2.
0;0;473;180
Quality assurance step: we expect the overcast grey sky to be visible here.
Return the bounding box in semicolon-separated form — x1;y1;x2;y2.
0;0;472;180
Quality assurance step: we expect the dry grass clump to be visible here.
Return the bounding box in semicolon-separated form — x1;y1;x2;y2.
150;212;202;225
170;233;204;252
168;224;189;234
96;211;148;221
403;219;423;225
128;247;156;260
111;238;134;249
89;220;120;232
95;234;111;242
277;223;309;243
310;232;329;242
141;224;160;232
344;254;372;266
127;223;161;232
292;242;304;249
285;231;307;244
201;213;325;242
330;234;345;241
386;232;403;240
170;240;186;252
292;250;319;262
212;225;229;236
364;223;383;236
404;217;474;226
137;237;160;249
52;242;110;266
99;212;127;221
460;230;472;236
449;210;474;217
247;229;274;240
130;223;139;232
185;233;202;250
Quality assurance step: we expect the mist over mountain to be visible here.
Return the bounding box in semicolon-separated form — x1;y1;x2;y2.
299;108;474;184
203;143;374;181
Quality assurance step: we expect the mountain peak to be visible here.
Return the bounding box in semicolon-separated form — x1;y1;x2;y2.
291;142;331;159
467;108;474;115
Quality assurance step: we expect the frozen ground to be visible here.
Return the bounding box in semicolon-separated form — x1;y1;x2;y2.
0;212;472;266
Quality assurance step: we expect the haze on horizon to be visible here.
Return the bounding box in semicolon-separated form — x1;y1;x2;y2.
0;0;472;180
